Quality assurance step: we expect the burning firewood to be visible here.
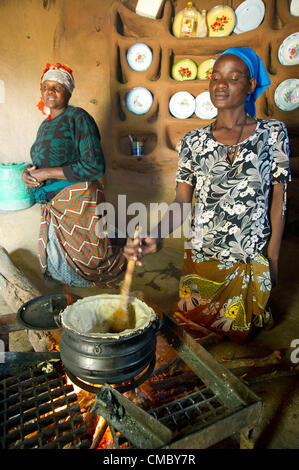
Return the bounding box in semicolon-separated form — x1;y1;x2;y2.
0;245;59;352
90;417;109;449
140;352;203;406
124;388;152;410
153;356;186;377
149;370;201;390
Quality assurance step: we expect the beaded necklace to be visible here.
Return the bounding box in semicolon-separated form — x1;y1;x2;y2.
212;115;248;163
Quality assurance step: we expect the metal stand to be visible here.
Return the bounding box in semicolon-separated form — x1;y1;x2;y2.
65;354;156;394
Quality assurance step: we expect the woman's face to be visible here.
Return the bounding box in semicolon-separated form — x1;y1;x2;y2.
41;80;70;113
209;54;256;111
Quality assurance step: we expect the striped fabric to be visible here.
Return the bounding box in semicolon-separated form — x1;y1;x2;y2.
38;181;126;288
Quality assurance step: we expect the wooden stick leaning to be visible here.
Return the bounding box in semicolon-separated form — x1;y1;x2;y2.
0;245;59;352
220;350;282;370
108;225;139;333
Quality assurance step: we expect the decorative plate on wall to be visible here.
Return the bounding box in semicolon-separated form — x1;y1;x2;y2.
278;33;299;66
197;58;216;80
274;79;299;111
172;58;198;81
207;5;236;37
195;92;218;120
233;0;265;34
290;0;299;16
169;91;195;119
126;87;153;115
126;43;153;72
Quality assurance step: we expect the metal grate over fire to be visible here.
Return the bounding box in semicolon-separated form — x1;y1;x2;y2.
0;313;263;449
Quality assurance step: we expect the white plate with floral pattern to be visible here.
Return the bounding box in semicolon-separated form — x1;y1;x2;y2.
126;87;153;115
233;0;265;34
274;79;299;111
278;33;299;66
195;92;218;120
290;0;299;16
126;43;153;72
169;91;195;119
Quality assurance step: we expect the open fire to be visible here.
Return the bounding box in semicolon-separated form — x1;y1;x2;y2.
0;328;213;450
0;253;294;450
55;331;207;449
63;375;116;449
1;300;265;450
0;358;119;449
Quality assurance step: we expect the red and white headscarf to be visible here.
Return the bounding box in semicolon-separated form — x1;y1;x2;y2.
37;63;75;119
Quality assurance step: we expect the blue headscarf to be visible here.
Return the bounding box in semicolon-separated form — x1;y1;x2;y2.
214;47;271;117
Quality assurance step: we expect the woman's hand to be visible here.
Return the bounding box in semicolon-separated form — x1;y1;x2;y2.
22;166;66;188
123;182;193;266
28;168;50;184
124;236;159;266
21;166;40;188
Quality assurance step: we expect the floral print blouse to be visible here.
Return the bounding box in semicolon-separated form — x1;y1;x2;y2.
176;119;291;264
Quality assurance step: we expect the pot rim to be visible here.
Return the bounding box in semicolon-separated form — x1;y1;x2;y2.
60;315;160;340
59;294;159;340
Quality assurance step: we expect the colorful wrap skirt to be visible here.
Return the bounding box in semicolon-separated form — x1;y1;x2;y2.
38;181;126;288
173;249;272;344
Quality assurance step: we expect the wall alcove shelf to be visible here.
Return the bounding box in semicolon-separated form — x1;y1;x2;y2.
106;0;299;187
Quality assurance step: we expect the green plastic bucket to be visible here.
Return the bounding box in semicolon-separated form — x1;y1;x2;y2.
0;162;33;211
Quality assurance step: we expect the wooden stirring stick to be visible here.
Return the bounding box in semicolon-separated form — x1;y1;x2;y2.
108;224;139;333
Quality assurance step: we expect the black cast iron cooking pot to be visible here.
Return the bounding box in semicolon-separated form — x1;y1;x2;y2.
17;294;162;386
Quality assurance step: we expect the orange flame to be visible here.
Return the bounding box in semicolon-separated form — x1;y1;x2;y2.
62;285;74;306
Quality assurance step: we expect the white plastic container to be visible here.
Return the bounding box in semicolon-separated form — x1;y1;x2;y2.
136;0;165;19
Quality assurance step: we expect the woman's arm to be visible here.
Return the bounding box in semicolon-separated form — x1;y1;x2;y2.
62;112;105;182
22;166;66;187
267;182;286;287
124;182;194;265
29;167;67;185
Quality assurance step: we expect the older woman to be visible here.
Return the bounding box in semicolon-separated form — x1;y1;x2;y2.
124;48;291;343
22;63;126;287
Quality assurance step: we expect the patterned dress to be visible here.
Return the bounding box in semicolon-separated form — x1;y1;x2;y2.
30;105;126;287
174;119;290;343
31;105;105;190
